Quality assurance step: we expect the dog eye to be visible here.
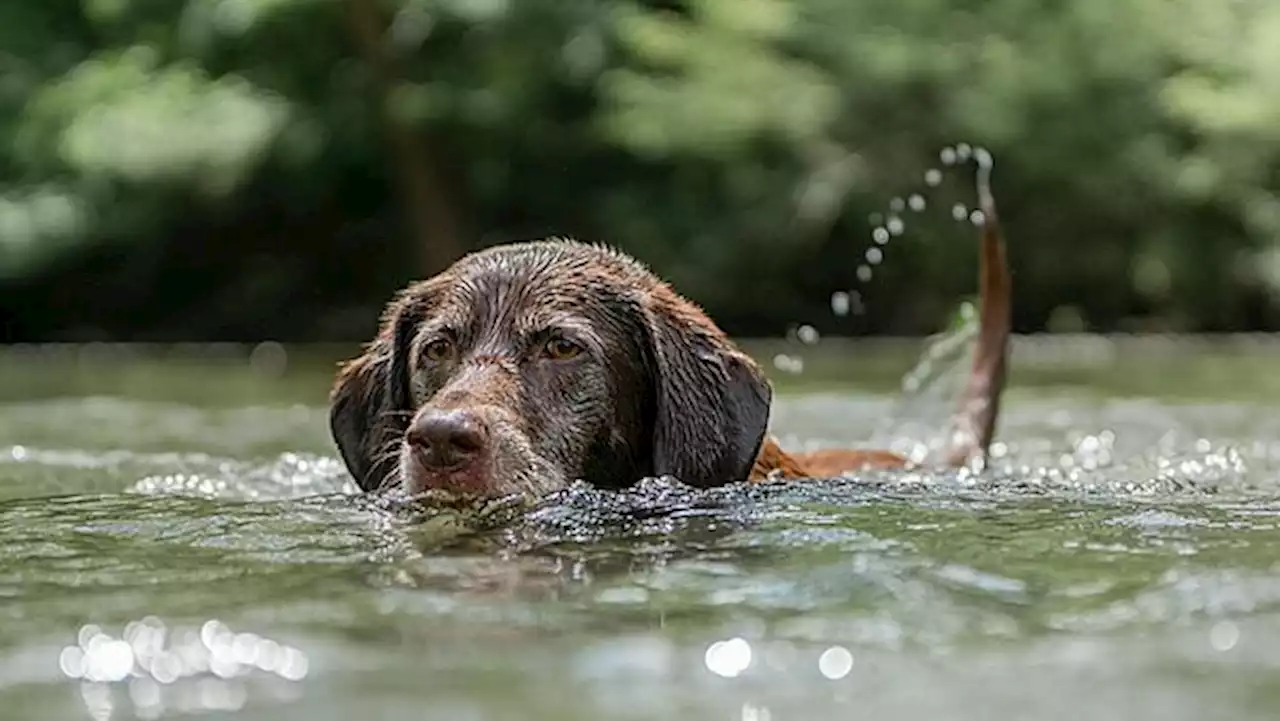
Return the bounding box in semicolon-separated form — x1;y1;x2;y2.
542;337;584;360
422;338;454;362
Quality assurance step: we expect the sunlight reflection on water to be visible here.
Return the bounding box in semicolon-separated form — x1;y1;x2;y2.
57;618;307;719
5;335;1280;719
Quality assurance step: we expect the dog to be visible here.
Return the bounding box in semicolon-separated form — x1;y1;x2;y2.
328;172;1010;498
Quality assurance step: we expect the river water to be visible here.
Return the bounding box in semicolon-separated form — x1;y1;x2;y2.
2;339;1280;721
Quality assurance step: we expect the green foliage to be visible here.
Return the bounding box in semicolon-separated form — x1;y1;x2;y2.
601;0;840;157
3;0;1280;338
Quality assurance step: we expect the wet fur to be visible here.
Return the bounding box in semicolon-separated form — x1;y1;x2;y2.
329;171;1011;496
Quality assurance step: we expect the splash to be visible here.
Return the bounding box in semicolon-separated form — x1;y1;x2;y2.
787;142;998;346
849;143;993;288
784;143;1007;458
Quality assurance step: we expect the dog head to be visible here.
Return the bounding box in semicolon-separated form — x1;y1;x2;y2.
328;239;772;498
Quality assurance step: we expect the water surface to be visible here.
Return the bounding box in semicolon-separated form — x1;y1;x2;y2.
3;339;1280;721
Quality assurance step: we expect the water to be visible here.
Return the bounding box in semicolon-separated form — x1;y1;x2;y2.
4;339;1280;721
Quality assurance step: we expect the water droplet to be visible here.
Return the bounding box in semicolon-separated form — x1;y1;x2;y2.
889;197;905;212
974;146;993;169
78;624;105;649
871;227;890;244
277;646;310;681
704;637;753;678
856;265;873;282
956;142;972;161
940;147;958;166
886;216;905;236
231;633;261;666
149;651;183;684
200;620;230;650
830;291;850;316
969;209;986;226
924;169;943;187
818;646;855;680
772;354;805;374
908;194;926;211
796;324;820;345
60;646;87;679
866;247;883;265
1209;621;1239;652
951;203;968;221
86;639;134;683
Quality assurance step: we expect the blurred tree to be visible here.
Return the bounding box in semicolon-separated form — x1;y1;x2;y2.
1;0;1279;341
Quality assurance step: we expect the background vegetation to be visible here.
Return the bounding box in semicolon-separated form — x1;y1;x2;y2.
3;0;1280;343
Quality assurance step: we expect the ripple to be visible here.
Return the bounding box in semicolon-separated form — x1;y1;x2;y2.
1;446;356;500
4;392;1280;720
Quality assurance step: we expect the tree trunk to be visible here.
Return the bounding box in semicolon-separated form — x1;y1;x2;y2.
344;0;466;277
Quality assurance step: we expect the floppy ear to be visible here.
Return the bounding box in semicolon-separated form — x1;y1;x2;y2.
328;297;425;491
640;287;773;487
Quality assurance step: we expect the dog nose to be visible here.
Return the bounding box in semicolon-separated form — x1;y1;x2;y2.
406;409;489;469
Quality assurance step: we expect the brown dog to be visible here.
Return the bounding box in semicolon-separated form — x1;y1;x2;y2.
329;172;1010;498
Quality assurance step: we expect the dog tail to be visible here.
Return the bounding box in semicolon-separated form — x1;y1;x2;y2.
938;154;1012;468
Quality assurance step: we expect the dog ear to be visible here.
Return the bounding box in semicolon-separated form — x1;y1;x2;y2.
640;286;773;487
328;297;425;491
